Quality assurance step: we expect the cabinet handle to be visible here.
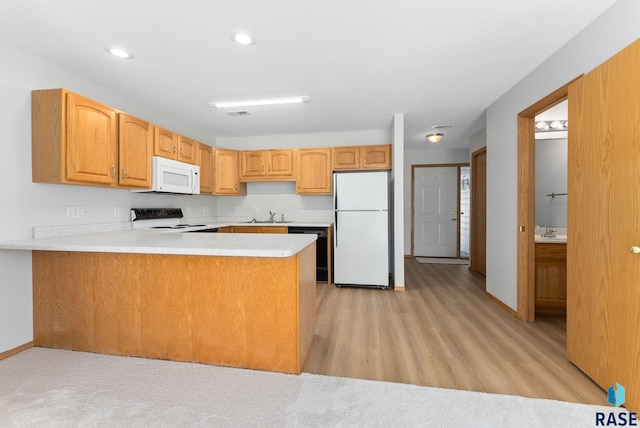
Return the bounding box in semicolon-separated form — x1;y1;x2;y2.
269;165;272;172
111;165;116;178
356;156;359;167
630;246;640;254
261;165;264;172
122;167;127;179
180;147;183;156
173;146;177;154
235;183;238;190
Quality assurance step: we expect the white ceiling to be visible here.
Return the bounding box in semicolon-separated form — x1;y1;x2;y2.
0;0;617;150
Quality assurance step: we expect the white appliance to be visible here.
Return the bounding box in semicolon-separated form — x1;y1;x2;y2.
132;156;200;195
333;171;389;288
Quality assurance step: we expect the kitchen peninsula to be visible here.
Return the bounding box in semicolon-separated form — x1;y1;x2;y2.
0;231;317;374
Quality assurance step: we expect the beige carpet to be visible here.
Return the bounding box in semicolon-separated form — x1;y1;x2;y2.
415;257;469;265
0;348;624;427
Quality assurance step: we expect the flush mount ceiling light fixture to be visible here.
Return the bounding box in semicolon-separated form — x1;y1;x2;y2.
209;96;310;109
106;45;134;59
230;30;256;45
425;125;452;144
426;133;444;144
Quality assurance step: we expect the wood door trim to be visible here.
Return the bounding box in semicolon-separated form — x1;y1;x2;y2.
410;163;469;257
516;76;581;321
470;147;487;277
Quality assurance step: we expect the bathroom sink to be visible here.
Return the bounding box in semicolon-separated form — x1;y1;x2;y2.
535;234;567;243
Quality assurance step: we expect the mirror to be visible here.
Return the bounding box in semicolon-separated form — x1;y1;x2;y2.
535;101;567;228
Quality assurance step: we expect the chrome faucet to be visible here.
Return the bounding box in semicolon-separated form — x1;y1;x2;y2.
542;226;557;238
269;211;277;222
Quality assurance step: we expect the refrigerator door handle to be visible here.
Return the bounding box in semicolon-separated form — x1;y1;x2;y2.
333;173;338;247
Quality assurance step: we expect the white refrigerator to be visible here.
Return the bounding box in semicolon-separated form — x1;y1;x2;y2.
333;171;389;288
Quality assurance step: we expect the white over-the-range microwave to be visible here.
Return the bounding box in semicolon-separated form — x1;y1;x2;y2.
132;156;200;195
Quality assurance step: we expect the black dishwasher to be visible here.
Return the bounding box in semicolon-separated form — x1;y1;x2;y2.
288;227;328;282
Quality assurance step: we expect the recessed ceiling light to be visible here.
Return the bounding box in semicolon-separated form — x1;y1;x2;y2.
209;96;310;109
106;45;134;59
230;30;256;45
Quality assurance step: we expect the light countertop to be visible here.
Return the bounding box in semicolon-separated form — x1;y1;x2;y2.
535;235;567;243
0;229;317;258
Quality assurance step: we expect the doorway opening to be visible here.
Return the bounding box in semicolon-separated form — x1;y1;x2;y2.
516;78;579;321
411;164;469;260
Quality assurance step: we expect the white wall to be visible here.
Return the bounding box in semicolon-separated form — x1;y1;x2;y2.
403;148;470;255
0;40;219;353
485;0;640;310
535;138;568;227
469;127;487;156
391;114;405;288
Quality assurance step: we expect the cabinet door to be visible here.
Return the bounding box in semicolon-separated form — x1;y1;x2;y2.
332;146;360;170
262;226;288;234
118;113;153;188
66;92;117;184
154;126;177;159
178;136;199;165
214;149;246;195
232;226;260;234
267;149;294;177
198;144;214;194
297;148;332;195
241;151;265;178
362;144;391;169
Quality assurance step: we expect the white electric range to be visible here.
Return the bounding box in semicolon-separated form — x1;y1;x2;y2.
131;208;219;233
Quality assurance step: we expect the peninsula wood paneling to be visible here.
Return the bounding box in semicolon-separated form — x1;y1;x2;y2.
32;247;316;374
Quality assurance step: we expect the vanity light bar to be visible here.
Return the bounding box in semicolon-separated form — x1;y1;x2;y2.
209;96;310;109
535;120;568;132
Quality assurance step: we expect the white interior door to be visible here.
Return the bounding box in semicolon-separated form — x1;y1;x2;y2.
413;166;458;257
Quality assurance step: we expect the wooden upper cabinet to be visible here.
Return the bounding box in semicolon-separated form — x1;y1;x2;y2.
362;145;391;169
198;144;214;194
178;135;199;164
296;148;332;195
332;145;392;171
241;151;265;177
240;149;295;181
332;146;360;170
268;150;295;177
154;126;178;159
32;89;118;186
66;92;118;184
214;148;246;195
118;113;153;188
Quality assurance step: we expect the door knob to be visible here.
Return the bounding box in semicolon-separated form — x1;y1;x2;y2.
630;246;640;254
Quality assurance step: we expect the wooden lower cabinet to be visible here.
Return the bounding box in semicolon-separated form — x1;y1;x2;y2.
231;225;288;234
535;243;567;316
32;248;316;374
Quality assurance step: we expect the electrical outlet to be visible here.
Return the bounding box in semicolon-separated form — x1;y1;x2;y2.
186;206;192;214
81;206;89;218
297;207;304;213
234;207;240;214
252;206;260;213
65;206;80;219
203;206;209;214
113;207;120;217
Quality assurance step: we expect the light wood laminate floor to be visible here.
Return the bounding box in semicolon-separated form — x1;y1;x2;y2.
303;259;607;405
